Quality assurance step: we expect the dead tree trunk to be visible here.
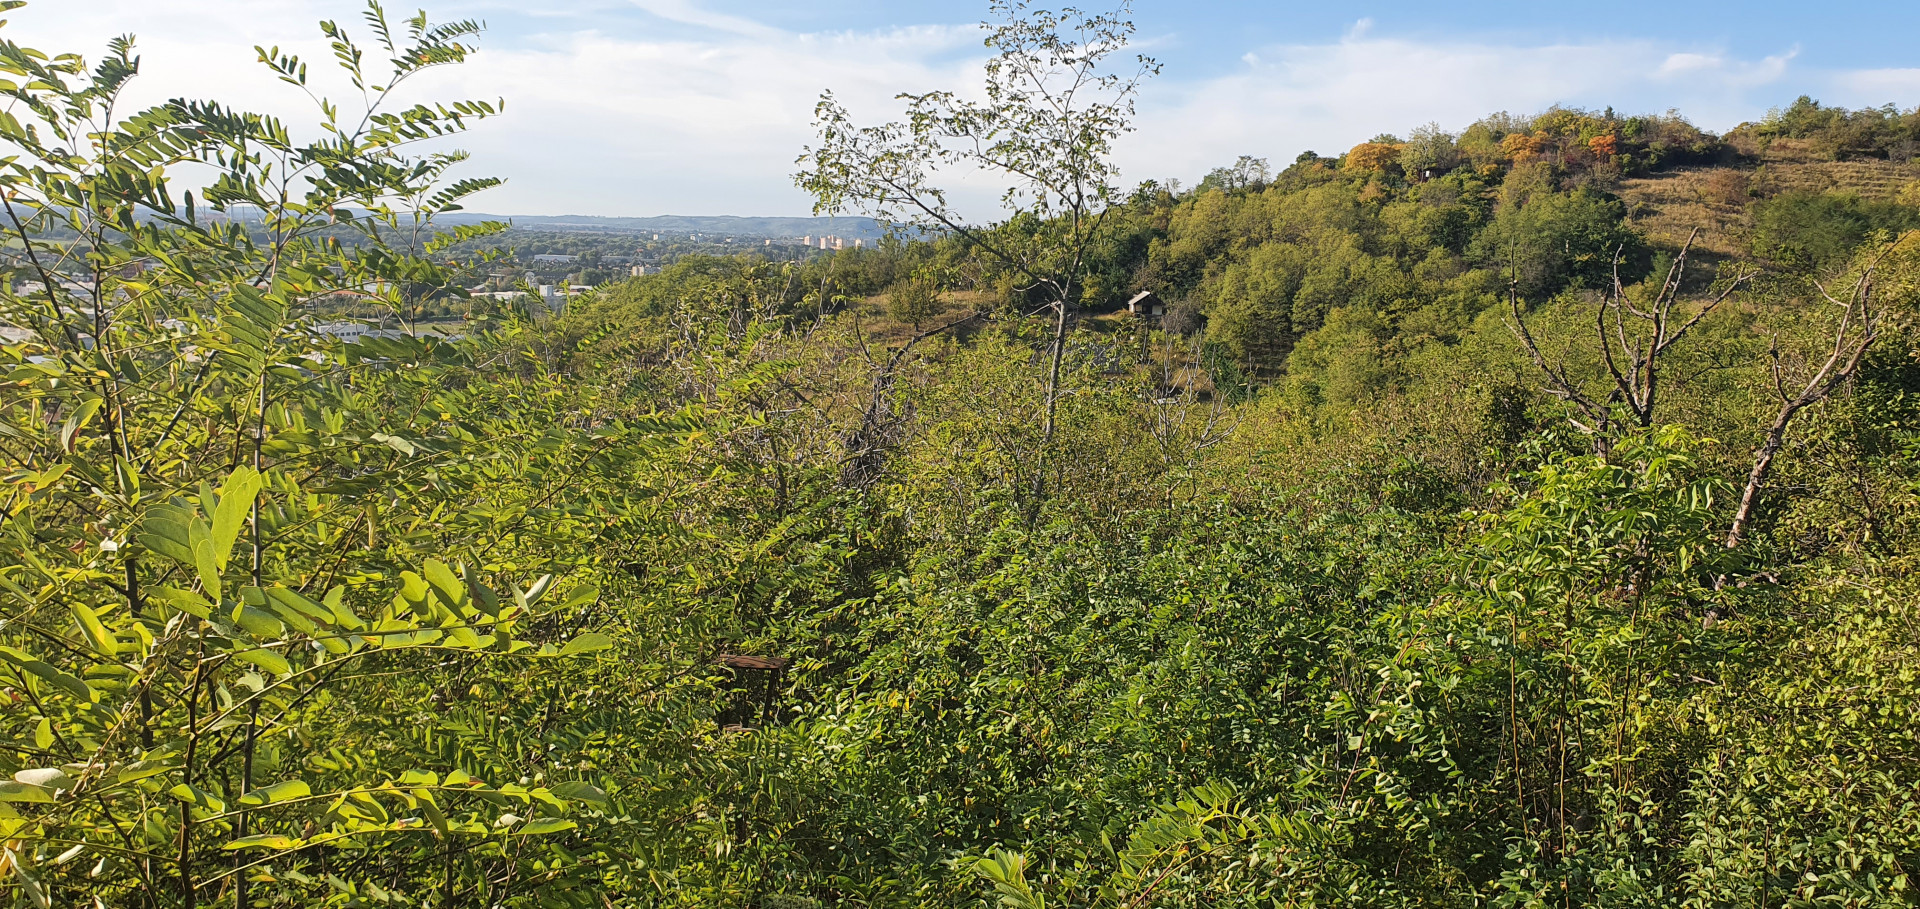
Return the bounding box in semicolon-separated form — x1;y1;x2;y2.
839;308;982;488
1507;230;1756;452
1725;240;1904;547
1508;227;1912;549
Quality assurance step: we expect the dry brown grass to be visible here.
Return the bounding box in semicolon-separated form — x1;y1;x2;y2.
842;290;1160;347
839;290;1000;346
1616;143;1920;258
1618;169;1749;257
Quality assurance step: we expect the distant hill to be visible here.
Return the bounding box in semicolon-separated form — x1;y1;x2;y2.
173;208;889;240
440;213;888;240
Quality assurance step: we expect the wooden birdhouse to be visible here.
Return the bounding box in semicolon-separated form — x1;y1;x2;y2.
716;654;789;732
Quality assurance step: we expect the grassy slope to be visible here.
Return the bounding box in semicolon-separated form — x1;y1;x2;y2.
1619;137;1920;257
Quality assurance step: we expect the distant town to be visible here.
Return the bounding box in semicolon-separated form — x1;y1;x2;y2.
1;220;894;351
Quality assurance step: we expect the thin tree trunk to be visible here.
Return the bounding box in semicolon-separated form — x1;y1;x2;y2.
1727;408;1797;549
1034;296;1069;502
179;648;205;909
236;378;268;909
1726;243;1897;547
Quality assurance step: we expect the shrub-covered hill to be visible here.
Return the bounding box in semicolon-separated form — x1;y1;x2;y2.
529;95;1920;905
5;2;1920;905
578;97;1918;386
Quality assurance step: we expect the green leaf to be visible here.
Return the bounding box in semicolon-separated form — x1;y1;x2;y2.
550;781;607;805
254;588;319;635
13;769;68;790
444;622;481;649
116;761;173;785
238;780;310;807
263;580;334;622
167;784;226;815
322;586;364;630
137;503;198;565
210;466;261;569
7;845;48;909
58;395;102;452
69;602;120;655
32;718;52;750
0;649;95;702
188;516;221;602
398;570;431;609
517;818;577;836
461;562;500;616
234;648;291;676
397;769;439;787
557;633;613;657
28;660;92;701
152;586;213;618
264;586;334;625
419;799;451;836
515;575;553;609
372;432;416;455
0;781;53;803
422;559;465;608
113;455;140;499
218;283;291;377
232;605;285;638
557;584;600;611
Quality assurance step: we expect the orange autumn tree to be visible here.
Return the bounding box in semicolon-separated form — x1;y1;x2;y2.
1500;131;1550;163
1344;141;1402;172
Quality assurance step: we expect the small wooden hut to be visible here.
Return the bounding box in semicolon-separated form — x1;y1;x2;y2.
1126;290;1166;318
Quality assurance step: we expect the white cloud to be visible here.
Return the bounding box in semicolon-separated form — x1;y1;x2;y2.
6;0;987;215
436;24;985;214
1118;32;1809;181
1830;68;1920;103
1657;52;1723;76
1654;48;1796;89
7;0;469;139
621;0;780;39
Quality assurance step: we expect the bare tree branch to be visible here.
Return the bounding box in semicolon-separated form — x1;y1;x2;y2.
1511;228;1758;452
1726;231;1913;548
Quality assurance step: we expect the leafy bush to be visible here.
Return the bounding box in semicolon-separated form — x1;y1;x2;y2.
1750;191;1920;270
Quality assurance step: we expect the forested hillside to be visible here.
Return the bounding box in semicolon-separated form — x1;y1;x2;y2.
3;3;1919;908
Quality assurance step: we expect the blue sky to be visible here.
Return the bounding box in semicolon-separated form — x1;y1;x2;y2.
660;0;1920;75
20;1;1920;217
